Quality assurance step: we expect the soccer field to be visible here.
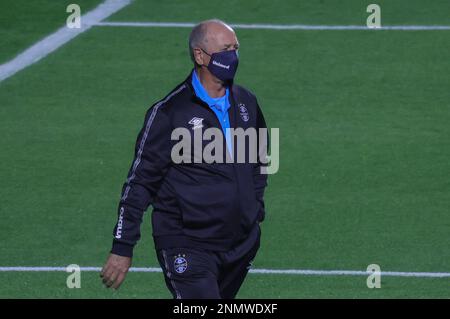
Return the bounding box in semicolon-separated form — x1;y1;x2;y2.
0;0;449;298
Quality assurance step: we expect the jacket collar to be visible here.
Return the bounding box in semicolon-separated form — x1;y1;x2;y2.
184;69;236;104
183;69;239;130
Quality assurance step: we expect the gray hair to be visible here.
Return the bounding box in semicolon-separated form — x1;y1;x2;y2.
188;19;230;64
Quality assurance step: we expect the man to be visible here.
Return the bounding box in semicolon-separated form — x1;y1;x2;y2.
100;19;268;299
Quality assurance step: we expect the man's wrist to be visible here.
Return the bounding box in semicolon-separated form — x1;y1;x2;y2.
111;240;134;258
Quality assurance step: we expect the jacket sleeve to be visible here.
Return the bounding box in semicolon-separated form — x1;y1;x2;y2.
254;100;269;222
111;106;173;257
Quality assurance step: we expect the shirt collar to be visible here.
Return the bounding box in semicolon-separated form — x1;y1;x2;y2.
192;69;230;113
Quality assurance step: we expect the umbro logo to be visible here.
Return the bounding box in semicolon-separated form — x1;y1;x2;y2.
188;117;204;130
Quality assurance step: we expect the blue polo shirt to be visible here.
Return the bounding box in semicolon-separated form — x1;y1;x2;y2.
192;70;232;153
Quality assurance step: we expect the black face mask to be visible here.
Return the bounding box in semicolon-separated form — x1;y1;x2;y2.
201;48;239;82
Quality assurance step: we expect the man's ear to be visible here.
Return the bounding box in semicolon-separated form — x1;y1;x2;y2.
193;48;204;66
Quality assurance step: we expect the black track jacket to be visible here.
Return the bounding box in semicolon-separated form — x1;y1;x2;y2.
111;70;268;257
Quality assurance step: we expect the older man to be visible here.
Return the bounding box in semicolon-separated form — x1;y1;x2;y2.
101;19;268;299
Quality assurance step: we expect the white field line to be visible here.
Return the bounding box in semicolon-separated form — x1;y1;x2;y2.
0;0;132;82
95;21;450;31
1;16;448;83
0;267;449;278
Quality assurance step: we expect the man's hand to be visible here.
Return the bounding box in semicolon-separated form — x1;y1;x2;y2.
100;253;132;289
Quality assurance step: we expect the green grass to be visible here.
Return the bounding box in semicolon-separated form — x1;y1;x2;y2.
108;0;450;25
0;272;448;298
0;0;102;64
0;0;449;298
